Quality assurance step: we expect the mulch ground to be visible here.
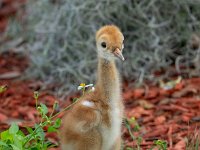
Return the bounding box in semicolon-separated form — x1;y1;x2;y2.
0;51;200;150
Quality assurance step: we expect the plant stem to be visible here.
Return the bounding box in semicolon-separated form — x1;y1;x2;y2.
23;123;45;147
50;98;80;120
35;98;38;109
124;118;136;141
82;87;85;96
50;105;55;118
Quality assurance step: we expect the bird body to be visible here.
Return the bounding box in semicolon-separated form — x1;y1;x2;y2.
60;25;125;150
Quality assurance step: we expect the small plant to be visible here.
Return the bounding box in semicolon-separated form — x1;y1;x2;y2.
0;85;7;94
124;117;168;150
0;91;62;149
186;130;200;150
151;139;168;150
0;83;93;149
124;117;142;150
0;90;79;149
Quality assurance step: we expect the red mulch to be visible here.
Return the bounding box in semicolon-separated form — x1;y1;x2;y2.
0;51;200;150
123;80;200;149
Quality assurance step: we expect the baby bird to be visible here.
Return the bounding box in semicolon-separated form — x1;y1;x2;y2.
60;25;125;150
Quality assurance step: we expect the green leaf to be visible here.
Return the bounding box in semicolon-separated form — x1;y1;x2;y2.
53;118;61;128
1;130;13;141
26;127;33;134
13;135;23;150
137;136;143;145
0;140;8;147
73;98;78;103
47;126;57;133
34;124;45;141
133;124;140;131
128;117;136;124
11;144;21;150
126;147;133;150
154;140;167;150
53;101;59;110
9;123;19;134
0;85;7;94
17;130;25;137
40;103;48;115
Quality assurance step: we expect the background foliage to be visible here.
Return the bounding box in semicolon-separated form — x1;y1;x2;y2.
2;0;200;97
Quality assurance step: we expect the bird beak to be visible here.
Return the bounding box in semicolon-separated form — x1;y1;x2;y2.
114;48;125;61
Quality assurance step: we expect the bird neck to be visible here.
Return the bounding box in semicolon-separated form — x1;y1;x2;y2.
96;57;121;100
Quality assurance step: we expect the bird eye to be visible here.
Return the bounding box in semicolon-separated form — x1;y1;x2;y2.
101;42;106;48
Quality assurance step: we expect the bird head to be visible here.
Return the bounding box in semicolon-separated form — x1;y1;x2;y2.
96;25;124;61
